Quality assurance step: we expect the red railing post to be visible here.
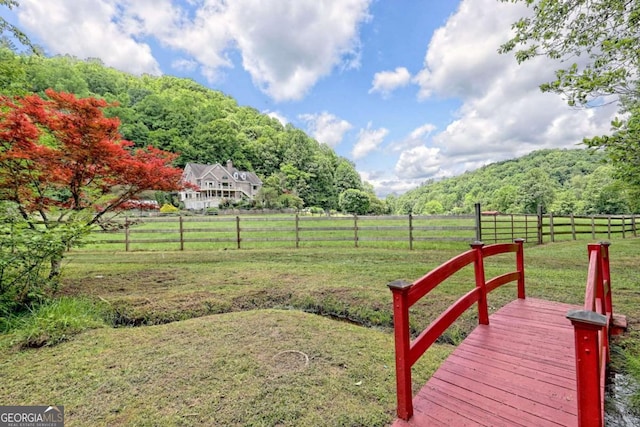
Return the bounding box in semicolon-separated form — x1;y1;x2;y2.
585;244;602;313
387;279;414;420
599;241;612;317
515;238;526;299
471;241;489;325
566;310;608;427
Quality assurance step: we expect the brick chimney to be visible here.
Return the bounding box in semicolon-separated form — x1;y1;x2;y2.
226;159;233;171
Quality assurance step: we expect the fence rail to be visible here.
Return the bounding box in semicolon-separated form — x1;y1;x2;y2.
83;205;639;251
479;207;638;245
89;214;477;251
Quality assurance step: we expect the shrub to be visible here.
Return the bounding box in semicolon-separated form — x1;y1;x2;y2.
1;202;87;316
159;203;180;213
205;207;219;215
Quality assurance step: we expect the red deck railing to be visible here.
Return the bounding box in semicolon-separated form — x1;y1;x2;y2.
566;242;616;427
387;239;525;420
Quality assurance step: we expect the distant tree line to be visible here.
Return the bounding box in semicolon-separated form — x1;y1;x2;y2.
387;149;638;215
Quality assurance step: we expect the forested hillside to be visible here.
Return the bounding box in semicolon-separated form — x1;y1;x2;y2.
1;49;636;216
387;149;638;215
0;49;373;212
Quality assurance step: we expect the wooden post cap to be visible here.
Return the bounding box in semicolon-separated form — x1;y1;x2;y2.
566;310;607;327
387;280;412;290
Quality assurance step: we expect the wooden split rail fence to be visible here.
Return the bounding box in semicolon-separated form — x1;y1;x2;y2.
86;204;639;251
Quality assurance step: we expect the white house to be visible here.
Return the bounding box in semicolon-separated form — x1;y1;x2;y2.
180;161;262;210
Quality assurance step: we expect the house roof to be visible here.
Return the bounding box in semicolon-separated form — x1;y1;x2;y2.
184;162;262;185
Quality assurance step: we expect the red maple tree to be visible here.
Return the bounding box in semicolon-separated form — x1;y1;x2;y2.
0;89;184;275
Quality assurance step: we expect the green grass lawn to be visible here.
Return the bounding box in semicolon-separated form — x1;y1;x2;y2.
1;238;638;426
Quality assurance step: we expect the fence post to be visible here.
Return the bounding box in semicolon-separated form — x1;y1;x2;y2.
591;216;596;239
493;215;497;243
236;216;241;249
387;280;414;421
354;214;358;248
295;214;300;249
511;214;514;241
571;214;576;240
537;205;543;245
471;241;489;325
409;214;414;251
125;216;130;252
633;215;637;237
566;310;607;427
179;216;184;251
515;238;526;299
607;216;612;239
622;216;626;239
474;203;482;242
549;212;555;243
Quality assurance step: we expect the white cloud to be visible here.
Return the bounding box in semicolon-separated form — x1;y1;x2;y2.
359;170;429;198
299;112;352;147
16;0;372;101
410;123;437;140
17;0;162;75
369;67;411;97
408;0;617;178
223;0;371;101
395;146;448;179
172;58;198;72
414;0;521;101
388;123;437;152
352;123;388;159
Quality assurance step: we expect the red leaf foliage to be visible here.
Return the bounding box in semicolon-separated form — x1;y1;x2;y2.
0;89;184;222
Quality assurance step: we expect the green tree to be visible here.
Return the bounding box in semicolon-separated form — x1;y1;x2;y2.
583;166;630;214
586;105;640;194
501;0;640;197
277;193;304;209
516;168;556;213
549;190;584;215
335;159;362;193
256;186;280;209
0;90;183;279
422;200;445;215
492;185;519;213
500;0;640;106
339;189;370;215
0;47;27;94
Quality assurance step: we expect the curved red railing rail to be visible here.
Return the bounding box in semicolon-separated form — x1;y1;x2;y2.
566;242;613;427
387;239;525;421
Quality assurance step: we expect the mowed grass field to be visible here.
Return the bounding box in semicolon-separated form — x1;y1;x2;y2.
1;237;639;426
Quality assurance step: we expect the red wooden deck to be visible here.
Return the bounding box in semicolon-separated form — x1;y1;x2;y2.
392;297;582;427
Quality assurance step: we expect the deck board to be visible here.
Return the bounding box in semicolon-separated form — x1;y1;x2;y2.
392;298;581;427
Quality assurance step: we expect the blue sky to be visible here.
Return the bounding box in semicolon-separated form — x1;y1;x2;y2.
3;0;618;197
